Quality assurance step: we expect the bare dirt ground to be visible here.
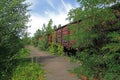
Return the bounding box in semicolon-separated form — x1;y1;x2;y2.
27;46;80;80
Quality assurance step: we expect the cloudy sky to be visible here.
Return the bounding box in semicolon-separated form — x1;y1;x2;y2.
26;0;79;36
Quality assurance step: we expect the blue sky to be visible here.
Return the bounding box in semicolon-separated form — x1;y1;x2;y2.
26;0;79;36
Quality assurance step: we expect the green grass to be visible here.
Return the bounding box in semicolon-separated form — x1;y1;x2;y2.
12;61;45;80
11;48;45;80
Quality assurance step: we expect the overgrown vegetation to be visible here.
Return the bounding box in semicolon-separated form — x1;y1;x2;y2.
11;48;45;80
31;1;120;79
22;33;32;45
0;0;30;79
0;0;42;80
67;1;120;79
12;62;45;80
32;19;53;51
48;42;64;56
32;19;65;56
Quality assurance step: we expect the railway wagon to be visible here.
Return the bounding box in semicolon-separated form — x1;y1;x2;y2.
48;20;81;55
48;3;120;55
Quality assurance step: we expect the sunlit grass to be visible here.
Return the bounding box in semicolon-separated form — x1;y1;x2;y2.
12;62;45;80
11;48;45;80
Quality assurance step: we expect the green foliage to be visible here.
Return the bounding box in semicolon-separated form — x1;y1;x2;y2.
69;56;80;63
0;48;30;80
45;19;53;34
12;62;45;80
74;48;119;79
32;29;43;47
67;1;120;79
108;32;120;42
68;24;98;48
0;0;29;79
104;67;120;80
32;19;54;51
57;44;64;56
67;8;82;22
16;48;30;59
22;33;31;45
37;36;48;50
10;48;45;80
75;49;105;79
48;42;57;54
48;42;64;56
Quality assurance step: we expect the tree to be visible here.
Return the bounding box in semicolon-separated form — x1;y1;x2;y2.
0;0;29;79
33;19;54;50
67;1;120;79
32;29;43;47
22;32;31;45
45;19;53;34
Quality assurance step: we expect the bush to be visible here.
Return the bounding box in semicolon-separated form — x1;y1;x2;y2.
37;38;48;51
57;44;64;56
68;3;120;80
11;48;45;80
48;42;64;56
15;48;30;59
12;63;45;80
47;42;57;54
75;49;103;79
74;43;120;79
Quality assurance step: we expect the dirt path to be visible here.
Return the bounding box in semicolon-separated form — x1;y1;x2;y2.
27;46;80;80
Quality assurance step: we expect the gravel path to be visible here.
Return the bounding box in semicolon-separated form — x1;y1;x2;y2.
27;46;80;80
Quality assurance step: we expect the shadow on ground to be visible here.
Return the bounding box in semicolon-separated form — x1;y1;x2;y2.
30;55;58;63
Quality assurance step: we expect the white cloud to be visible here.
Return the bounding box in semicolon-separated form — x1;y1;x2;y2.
27;13;48;36
46;11;69;27
27;11;69;36
27;0;79;37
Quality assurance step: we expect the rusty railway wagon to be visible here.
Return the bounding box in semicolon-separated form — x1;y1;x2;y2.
48;20;81;55
48;3;120;55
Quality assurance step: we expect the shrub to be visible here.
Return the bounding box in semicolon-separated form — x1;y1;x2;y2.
11;48;45;80
15;48;30;59
37;38;48;51
74;41;120;79
12;63;45;80
48;42;64;56
57;44;64;56
68;3;120;80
